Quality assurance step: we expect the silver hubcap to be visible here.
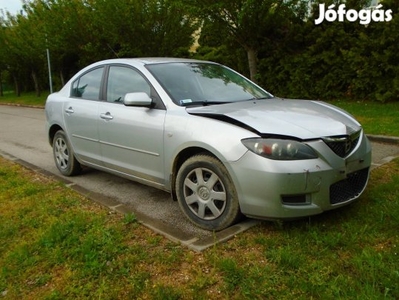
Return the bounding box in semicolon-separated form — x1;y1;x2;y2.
54;137;69;170
183;167;227;220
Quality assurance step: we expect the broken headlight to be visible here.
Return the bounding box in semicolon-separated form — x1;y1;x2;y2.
242;138;318;160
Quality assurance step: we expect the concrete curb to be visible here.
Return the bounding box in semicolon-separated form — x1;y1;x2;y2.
366;134;399;145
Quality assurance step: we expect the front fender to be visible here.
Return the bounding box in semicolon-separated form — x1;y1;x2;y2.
163;112;258;188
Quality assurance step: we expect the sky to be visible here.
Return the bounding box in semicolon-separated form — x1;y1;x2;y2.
0;0;23;15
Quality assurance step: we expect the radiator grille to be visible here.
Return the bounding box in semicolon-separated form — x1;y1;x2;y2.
323;130;361;158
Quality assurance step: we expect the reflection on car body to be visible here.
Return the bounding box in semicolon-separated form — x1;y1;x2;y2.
45;58;372;231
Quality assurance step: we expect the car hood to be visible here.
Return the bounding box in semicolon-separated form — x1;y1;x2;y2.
186;98;361;139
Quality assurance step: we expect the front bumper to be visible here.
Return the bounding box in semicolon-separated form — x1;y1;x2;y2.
227;133;372;219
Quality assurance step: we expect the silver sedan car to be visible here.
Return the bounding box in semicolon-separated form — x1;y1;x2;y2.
45;58;372;231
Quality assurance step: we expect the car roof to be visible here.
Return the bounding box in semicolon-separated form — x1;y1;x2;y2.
98;57;213;66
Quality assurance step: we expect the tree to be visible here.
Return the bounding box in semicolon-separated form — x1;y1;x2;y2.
1;0;398;102
21;0;197;88
184;0;307;82
1;12;44;96
347;0;399;102
24;0;94;88
0;16;6;96
87;0;197;58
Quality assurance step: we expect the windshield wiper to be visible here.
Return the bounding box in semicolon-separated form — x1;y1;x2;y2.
244;96;272;101
180;100;231;107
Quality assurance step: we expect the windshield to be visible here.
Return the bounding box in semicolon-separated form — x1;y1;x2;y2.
146;62;272;106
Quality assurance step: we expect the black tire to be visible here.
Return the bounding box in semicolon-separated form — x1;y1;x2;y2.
175;154;241;231
52;130;81;176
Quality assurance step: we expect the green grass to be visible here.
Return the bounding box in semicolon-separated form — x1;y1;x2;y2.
330;100;399;137
1;155;399;299
0;91;48;107
1;92;398;137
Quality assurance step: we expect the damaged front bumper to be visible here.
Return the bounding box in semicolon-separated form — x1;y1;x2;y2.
226;133;372;220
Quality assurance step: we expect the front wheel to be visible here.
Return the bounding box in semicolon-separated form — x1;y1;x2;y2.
175;154;241;231
53;130;81;176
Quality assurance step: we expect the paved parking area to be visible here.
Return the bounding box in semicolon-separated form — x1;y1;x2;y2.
1;105;399;251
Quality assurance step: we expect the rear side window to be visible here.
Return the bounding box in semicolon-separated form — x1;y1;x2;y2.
71;67;104;100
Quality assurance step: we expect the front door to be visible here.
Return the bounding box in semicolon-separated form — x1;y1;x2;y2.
98;65;166;185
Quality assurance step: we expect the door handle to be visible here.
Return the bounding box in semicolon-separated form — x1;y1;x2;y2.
65;107;74;114
100;112;114;120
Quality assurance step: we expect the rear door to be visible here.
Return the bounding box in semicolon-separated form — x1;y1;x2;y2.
98;65;166;185
62;66;104;165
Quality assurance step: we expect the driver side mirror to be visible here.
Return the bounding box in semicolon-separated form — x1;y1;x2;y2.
123;92;153;107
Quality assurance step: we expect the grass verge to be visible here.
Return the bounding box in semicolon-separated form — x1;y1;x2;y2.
329;100;399;137
0;91;48;107
1;156;398;299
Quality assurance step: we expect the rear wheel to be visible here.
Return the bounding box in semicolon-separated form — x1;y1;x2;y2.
53;130;81;176
176;154;241;231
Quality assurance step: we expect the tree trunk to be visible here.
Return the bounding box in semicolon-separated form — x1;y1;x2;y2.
247;48;258;83
60;70;65;87
31;69;41;97
13;73;21;97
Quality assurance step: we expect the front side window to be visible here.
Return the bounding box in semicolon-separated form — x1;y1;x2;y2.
71;67;104;100
146;62;272;106
106;66;151;103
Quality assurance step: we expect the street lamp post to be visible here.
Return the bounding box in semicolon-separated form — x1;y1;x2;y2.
46;34;53;94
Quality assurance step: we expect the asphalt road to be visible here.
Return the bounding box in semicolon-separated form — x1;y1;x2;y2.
1;105;399;251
